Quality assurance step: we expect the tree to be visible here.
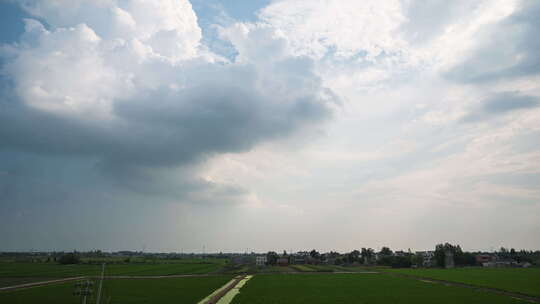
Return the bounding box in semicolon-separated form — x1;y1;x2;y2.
411;253;424;266
350;250;360;262
266;251;278;265
391;256;412;268
435;243;465;267
456;252;476;266
328;251;340;258
453;245;464;265
434;243;451;267
380;247;393;256
361;248;374;264
58;253;80;265
310;249;320;259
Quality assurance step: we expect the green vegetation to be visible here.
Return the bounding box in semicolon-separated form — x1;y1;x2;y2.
0;261;225;277
289;264;350;272
57;253;81;265
383;267;540;297
0;276;233;304
0;278;56;288
0;259;227;287
231;273;527;304
289;265;313;272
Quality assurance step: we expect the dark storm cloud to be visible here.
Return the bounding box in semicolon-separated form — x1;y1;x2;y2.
461;92;539;122
446;0;540;83
0;53;334;204
1;62;332;168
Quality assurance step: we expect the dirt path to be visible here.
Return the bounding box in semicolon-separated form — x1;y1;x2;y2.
0;277;85;292
384;272;540;303
198;275;246;304
0;274;225;292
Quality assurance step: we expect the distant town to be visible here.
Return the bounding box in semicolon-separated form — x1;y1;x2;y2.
3;243;538;269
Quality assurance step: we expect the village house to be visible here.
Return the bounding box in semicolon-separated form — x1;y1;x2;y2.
256;255;267;267
291;255;306;264
277;257;289;266
475;254;493;264
416;251;435;267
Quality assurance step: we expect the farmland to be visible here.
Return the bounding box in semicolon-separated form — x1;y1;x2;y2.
1;259;539;303
383;267;540;297
0;259;227;288
230;273;528;304
0;260;226;277
0;276;233;304
1;265;538;303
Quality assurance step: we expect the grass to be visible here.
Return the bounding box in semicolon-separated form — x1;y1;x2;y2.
0;260;227;288
231;273;527;304
289;265;336;272
0;276;233;304
290;265;313;272
0;261;226;278
222;264;371;274
383;267;540;297
0;277;59;288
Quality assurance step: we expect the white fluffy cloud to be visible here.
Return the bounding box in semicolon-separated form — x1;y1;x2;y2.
258;0;407;60
19;0;202;61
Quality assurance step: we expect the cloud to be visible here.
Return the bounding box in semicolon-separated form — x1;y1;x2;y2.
462;92;539;122
446;0;540;83
18;0;202;61
2;0;540;252
0;0;336;204
257;0;407;60
401;0;482;45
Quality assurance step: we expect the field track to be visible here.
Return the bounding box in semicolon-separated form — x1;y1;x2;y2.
0;274;224;292
0;277;85;292
200;275;246;304
384;272;540;303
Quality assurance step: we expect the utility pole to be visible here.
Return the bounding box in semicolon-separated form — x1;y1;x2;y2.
83;281;89;304
74;280;93;304
95;263;105;304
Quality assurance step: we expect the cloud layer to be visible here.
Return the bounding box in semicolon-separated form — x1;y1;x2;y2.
1;0;539;252
0;0;335;199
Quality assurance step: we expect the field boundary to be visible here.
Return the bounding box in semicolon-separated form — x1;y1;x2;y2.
0;277;85;292
0;274;231;291
385;272;540;303
215;275;253;304
198;275;246;304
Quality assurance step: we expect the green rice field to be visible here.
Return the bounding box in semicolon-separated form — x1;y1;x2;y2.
231;273;528;304
2;263;539;303
0;261;225;277
383;268;540;297
0;260;227;287
0;276;233;304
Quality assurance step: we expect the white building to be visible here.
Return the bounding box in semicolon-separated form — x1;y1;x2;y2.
256;256;267;266
416;251;435;267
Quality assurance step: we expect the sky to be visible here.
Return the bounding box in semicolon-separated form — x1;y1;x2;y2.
0;0;539;253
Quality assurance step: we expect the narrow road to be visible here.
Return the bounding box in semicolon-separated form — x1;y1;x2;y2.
198;275;246;304
0;277;85;292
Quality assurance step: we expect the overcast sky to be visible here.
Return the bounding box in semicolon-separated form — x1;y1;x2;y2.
0;0;539;253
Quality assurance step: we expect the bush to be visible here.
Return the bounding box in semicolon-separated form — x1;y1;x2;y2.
58;253;81;265
391;256;412;268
